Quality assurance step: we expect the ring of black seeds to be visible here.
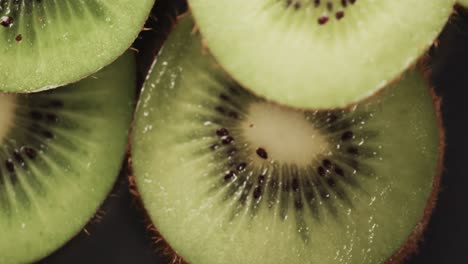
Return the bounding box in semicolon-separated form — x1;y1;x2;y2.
202;80;377;243
280;0;357;25
0;96;68;214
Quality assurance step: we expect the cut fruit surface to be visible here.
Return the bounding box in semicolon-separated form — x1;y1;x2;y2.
188;0;453;108
132;16;443;264
0;52;135;263
0;0;153;92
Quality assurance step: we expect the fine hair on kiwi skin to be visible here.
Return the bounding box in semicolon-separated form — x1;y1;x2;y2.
0;0;154;93
387;90;445;264
128;173;186;264
127;4;189;263
0;51;136;264
133;0;189;90
132;15;445;264
187;0;455;109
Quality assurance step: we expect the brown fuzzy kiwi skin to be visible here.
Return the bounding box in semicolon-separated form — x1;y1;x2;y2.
124;6;189;262
79;167;130;236
128;82;445;264
386;86;445;264
127;162;188;264
126;15;188;263
133;2;188;91
128;11;446;262
40;17;155;248
453;3;468;24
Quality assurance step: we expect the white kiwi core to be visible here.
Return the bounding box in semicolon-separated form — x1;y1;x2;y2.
241;102;329;166
0;94;16;144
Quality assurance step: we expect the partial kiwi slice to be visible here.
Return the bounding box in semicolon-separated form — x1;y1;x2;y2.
187;0;453;109
0;0;153;92
132;16;444;264
0;52;135;263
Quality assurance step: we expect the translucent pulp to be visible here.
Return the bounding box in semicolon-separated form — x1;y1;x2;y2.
242;102;328;165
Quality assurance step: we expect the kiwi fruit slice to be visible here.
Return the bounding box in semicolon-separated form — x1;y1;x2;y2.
187;0;453;109
0;52;135;264
132;16;444;264
0;0;153;93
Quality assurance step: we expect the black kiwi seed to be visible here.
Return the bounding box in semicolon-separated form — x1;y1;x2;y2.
258;175;265;184
13;150;25;165
201;84;377;243
0;15;13;27
256;147;268;159
292;178;300;192
222;136;234;145
336;11;344;20
237;162;247;171
216;127;229;137
0;95;66;192
322;159;332;169
317;166;326;177
341;130;353;141
280;0;357;24
253;186;262;199
5;159;15;173
224;171;236;181
22;147;37;159
318;16;329;25
326;178;336;187
335;166;345;176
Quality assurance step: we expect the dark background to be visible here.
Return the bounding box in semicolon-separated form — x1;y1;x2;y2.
39;2;468;264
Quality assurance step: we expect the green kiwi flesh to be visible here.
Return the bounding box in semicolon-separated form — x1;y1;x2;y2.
132;16;443;264
0;0;153;92
0;52;135;263
187;0;453;109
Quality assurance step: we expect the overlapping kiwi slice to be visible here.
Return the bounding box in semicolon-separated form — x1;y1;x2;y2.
187;0;454;109
0;52;135;263
0;0;153;92
132;16;444;264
